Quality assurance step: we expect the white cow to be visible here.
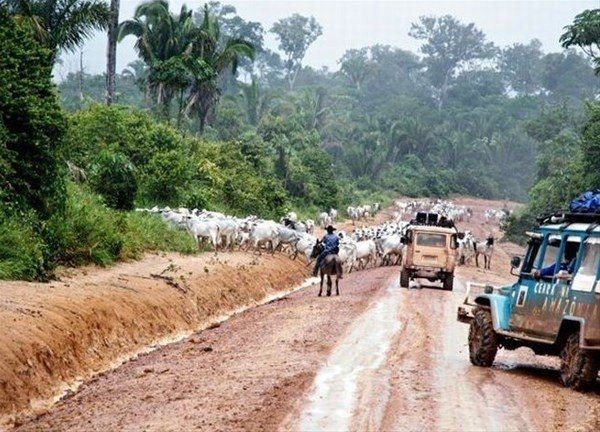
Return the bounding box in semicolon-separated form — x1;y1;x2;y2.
249;221;280;254
375;234;404;266
305;219;315;234
277;227;301;253
215;218;238;250
285;211;298;222
319;212;332;228
338;239;358;273
185;216;220;252
353;239;377;270
329;208;338;221
294;233;317;262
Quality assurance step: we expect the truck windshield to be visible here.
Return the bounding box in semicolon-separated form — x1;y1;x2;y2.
416;233;446;248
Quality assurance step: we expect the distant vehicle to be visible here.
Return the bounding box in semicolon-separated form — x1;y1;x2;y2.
400;212;459;290
458;212;600;390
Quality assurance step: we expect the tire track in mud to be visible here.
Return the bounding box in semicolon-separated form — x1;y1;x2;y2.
377;275;598;432
294;275;403;431
431;280;530;431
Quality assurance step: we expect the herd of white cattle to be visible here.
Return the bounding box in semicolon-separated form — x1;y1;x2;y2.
136;198;508;273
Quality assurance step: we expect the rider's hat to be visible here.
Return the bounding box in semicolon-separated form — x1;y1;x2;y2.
326;225;336;233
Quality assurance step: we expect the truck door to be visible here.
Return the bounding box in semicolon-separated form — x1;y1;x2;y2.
533;235;583;339
507;235;544;333
570;236;600;344
509;234;561;336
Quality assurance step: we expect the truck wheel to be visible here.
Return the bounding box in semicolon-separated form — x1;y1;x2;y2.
560;332;599;391
469;309;498;367
443;274;454;291
400;269;410;288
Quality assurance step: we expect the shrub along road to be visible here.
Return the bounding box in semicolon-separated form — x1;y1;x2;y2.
15;244;599;431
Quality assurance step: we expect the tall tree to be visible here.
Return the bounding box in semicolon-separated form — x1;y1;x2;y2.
238;79;271;126
500;39;543;95
105;0;120;105
339;48;372;91
409;15;496;110
541;50;599;101
0;9;67;217
560;8;600;75
118;0;199;116
270;14;322;90
203;1;264;78
184;4;253;132
6;0;110;63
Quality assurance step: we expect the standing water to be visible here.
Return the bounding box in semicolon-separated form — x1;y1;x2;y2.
297;278;403;431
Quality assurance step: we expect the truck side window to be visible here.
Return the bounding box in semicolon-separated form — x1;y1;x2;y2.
534;235;560;280
540;236;560;270
572;237;600;293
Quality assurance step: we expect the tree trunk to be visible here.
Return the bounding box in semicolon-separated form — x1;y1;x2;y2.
78;50;84;103
105;0;120;105
438;69;452;111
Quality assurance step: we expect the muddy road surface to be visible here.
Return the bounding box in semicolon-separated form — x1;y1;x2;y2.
17;261;599;431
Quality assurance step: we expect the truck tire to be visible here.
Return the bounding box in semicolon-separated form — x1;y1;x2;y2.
400;269;410;288
560;332;599;391
443;274;454;291
469;308;498;367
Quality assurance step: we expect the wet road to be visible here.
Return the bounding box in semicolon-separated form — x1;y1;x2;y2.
291;273;600;431
16;266;600;431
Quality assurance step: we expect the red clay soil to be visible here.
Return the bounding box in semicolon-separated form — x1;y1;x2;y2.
0;251;307;426
14;267;398;431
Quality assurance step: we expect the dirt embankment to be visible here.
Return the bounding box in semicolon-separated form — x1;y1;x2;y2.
0;251;308;425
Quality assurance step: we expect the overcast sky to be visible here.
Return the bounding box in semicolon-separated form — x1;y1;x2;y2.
54;0;598;80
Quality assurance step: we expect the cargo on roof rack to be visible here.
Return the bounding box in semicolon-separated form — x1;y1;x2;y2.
537;212;600;225
410;212;456;228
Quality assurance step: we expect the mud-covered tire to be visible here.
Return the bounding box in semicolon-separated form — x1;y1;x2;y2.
469;309;498;367
560;332;599;391
443;274;454;291
400;269;410;288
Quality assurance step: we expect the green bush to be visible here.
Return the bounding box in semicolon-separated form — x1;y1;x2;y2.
89;150;137;210
0;215;45;280
196;141;289;218
44;182;196;269
139;149;193;205
65;104;190;168
44;183;124;267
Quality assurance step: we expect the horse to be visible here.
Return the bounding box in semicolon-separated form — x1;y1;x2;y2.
310;240;343;297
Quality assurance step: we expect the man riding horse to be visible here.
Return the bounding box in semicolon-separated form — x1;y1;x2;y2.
312;225;341;277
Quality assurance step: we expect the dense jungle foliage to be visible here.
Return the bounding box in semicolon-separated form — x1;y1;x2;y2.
1;1;599;278
55;3;599;205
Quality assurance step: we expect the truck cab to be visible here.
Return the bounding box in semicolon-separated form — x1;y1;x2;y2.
458;213;600;390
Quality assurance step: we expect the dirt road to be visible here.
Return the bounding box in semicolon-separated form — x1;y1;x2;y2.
11;198;600;431
17;263;599;431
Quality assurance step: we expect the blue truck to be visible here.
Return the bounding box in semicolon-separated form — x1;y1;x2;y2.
458;212;600;390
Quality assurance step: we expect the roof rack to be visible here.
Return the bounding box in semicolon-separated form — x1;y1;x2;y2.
537;212;600;225
410;212;456;228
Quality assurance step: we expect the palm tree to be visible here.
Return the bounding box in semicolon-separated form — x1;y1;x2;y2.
118;0;199;117
105;0;120;105
185;4;254;132
6;0;110;63
238;78;273;126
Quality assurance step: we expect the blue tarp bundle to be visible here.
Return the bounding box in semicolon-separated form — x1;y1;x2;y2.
569;189;600;213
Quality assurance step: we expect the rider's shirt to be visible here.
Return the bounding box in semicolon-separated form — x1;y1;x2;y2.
322;233;340;252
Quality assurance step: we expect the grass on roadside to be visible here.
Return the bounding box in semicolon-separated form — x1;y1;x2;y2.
0;183;196;281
